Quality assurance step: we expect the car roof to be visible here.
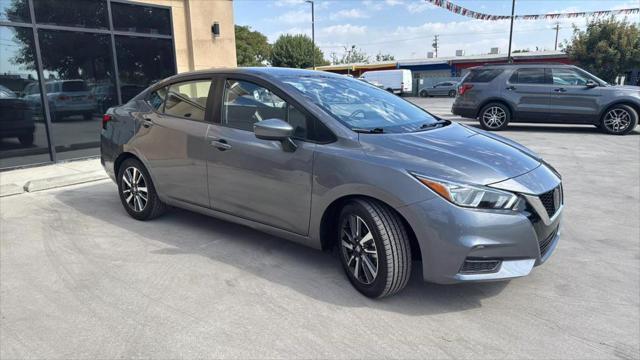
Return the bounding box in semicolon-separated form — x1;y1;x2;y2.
470;63;574;70
161;67;344;82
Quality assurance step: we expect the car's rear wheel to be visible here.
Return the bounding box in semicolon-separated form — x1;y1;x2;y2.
600;105;638;135
338;199;411;298
419;89;428;97
117;158;166;220
18;132;34;146
479;102;510;131
448;90;456;97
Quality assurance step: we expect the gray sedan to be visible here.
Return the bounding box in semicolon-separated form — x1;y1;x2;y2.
101;68;562;298
419;81;458;97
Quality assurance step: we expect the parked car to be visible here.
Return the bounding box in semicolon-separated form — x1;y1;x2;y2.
452;64;640;135
24;79;97;121
419;81;458;97
101;68;563;298
0;85;35;146
359;69;412;95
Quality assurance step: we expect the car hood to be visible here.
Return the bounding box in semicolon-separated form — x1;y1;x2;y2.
358;123;541;185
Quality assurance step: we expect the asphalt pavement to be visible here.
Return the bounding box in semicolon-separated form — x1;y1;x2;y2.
1;97;639;359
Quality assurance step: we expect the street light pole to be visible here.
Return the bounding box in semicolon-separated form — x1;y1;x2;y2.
305;0;315;70
507;0;516;63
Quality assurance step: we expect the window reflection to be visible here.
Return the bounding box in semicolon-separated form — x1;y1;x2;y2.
112;2;172;35
0;0;30;23
37;29;116;160
0;26;51;168
115;36;175;102
33;0;108;29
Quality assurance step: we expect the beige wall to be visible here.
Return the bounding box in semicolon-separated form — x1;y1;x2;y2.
136;0;237;73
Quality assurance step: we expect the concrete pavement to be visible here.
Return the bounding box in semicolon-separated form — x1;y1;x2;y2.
1;98;639;359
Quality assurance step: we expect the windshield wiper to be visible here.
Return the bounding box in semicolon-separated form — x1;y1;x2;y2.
353;127;384;134
414;120;449;131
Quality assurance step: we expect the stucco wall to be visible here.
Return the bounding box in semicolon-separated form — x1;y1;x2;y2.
137;0;237;73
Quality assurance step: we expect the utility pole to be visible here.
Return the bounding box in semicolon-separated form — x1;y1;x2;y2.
507;0;516;63
554;22;560;50
432;35;439;58
305;0;315;69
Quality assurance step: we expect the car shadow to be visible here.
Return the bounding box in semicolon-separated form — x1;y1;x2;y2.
462;122;640;135
55;182;509;316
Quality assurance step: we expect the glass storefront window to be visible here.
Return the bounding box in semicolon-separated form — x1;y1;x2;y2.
33;0;108;29
0;26;51;168
115;36;175;102
0;0;30;23
111;2;172;35
37;29;116;160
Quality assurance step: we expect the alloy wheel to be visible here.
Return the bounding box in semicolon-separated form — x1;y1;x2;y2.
341;215;379;285
482;106;507;128
603;108;631;133
122;166;148;212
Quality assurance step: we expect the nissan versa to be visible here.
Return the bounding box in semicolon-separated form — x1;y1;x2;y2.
101;68;563;298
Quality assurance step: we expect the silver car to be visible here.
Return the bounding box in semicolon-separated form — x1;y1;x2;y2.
419;81;458;97
101;68;563;298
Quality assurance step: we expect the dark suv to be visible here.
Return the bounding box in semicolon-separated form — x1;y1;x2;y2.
452;64;640;135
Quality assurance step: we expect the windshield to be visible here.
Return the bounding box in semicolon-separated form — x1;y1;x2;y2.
281;75;441;133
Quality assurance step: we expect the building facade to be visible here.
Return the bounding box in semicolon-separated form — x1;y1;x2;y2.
0;0;236;169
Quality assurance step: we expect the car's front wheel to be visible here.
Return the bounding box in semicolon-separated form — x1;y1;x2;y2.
117;158;166;220
448;90;456;97
479;102;510;131
600;105;638;135
338;199;412;298
419;89;428;97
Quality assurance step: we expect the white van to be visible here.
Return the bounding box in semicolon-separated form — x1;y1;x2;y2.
359;69;412;95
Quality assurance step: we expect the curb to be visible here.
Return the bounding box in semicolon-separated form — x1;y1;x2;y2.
0;184;24;197
22;171;109;193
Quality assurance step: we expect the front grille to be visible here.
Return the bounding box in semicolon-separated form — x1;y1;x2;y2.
539;227;558;257
460;259;501;274
538;185;562;218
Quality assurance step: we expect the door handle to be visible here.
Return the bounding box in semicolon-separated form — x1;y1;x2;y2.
554;88;567;93
210;139;232;151
505;85;516;90
142;119;153;128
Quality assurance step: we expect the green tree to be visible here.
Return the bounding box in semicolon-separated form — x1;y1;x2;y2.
270;34;327;68
564;17;640;83
375;52;395;62
330;45;370;64
235;25;271;67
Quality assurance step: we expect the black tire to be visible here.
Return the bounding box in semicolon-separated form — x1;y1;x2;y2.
419;89;428;97
337;198;411;298
479;102;511;131
117;158;166;220
18;132;34;146
600;104;638;135
386;88;394;93
448;90;456;97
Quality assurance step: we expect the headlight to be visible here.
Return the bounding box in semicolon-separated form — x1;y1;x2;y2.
412;173;518;210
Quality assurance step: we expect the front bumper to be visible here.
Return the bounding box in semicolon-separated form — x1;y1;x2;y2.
397;166;562;284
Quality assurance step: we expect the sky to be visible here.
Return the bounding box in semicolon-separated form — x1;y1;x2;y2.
233;0;640;61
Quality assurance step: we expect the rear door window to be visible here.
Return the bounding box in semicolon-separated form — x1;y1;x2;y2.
510;68;547;84
465;69;503;83
551;68;589;86
164;79;212;121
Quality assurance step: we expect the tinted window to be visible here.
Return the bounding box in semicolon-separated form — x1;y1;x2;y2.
111;2;172;35
0;25;50;168
465;69;503;83
511;68;547;84
38;29;116;160
552;68;589;86
115;36;176;102
33;0;108;29
222;80;309;138
282;76;439;133
147;87;167;111
0;0;30;22
164;80;211;121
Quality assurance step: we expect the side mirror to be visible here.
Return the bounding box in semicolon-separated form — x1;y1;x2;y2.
254;118;297;152
585;80;598;88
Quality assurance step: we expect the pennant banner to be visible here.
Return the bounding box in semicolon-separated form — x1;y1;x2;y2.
426;0;639;20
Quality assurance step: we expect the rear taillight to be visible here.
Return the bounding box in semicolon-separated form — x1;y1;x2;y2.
58;95;70;101
458;83;473;95
102;114;112;129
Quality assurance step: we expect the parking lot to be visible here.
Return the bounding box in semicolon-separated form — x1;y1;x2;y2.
1;97;639;359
